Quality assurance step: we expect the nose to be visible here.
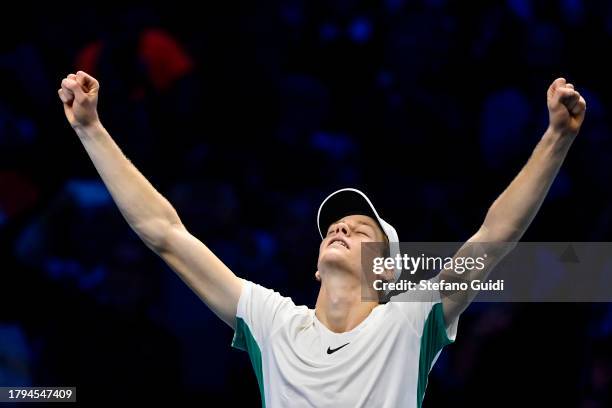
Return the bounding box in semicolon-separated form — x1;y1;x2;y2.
333;221;350;236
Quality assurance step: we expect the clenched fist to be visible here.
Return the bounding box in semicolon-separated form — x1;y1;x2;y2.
547;77;587;137
58;71;100;129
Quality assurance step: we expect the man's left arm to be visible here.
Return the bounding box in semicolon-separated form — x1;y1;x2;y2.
440;77;587;326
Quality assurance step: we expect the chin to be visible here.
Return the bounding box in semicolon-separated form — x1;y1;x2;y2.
318;249;362;277
319;249;351;270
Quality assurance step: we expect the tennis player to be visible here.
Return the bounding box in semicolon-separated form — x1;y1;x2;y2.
58;71;586;407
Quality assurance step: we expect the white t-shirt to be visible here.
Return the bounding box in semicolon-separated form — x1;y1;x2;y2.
232;279;459;408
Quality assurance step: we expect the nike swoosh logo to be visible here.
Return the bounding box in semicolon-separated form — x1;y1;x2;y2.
326;343;350;354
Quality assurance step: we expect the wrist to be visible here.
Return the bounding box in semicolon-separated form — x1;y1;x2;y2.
542;125;575;155
73;119;104;138
546;121;579;139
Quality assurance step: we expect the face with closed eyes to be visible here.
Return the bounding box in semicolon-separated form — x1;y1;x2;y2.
317;214;388;280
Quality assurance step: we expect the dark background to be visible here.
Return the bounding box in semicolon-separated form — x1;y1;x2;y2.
1;1;611;406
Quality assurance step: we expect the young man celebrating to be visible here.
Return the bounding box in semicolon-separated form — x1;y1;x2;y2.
58;72;586;407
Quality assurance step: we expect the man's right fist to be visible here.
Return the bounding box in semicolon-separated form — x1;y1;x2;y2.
58;71;100;129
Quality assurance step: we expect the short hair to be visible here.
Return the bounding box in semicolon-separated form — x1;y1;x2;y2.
376;232;392;304
375;223;390;258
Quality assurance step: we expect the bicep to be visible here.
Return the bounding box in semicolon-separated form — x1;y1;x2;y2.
157;225;243;329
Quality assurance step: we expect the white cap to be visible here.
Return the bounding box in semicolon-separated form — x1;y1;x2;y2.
317;188;402;282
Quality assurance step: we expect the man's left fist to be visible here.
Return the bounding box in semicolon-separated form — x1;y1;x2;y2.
547;77;587;137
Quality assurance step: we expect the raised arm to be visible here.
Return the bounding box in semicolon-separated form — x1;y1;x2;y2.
440;77;587;324
58;71;242;328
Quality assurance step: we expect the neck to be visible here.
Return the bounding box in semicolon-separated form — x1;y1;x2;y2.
315;269;379;333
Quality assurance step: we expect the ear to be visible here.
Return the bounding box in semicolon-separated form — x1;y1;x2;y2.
315;270;321;282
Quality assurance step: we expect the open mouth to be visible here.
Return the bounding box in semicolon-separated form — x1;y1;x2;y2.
328;237;350;250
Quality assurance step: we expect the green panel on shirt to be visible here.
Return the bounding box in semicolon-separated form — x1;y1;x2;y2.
417;302;455;408
232;317;266;408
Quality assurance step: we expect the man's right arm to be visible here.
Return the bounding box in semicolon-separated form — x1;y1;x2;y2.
58;71;242;328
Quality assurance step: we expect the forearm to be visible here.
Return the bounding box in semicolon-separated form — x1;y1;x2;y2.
481;126;574;242
74;121;182;249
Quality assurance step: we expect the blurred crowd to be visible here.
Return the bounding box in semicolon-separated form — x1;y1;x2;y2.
1;1;611;406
